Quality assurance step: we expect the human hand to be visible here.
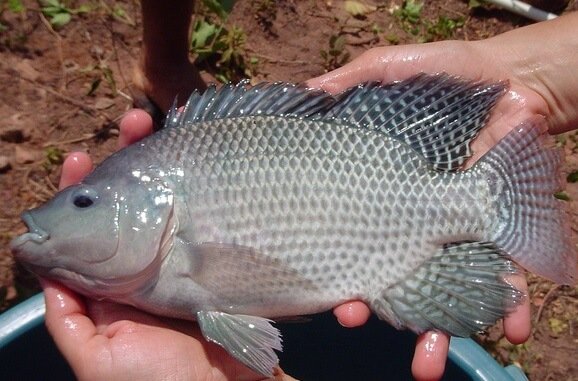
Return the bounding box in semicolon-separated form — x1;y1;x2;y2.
43;110;296;381
50;18;575;374
47;77;531;381
301;24;578;380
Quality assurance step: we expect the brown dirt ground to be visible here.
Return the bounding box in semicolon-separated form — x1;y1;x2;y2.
0;1;577;380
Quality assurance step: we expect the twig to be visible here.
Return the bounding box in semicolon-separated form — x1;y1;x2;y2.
46;109;78;136
43;86;105;118
116;89;133;102
534;284;561;324
247;52;309;65
439;6;467;17
108;16;134;103
42;133;97;147
21;167;32;189
44;176;58;193
27;178;55;200
18;75;111;121
348;36;379;46
38;12;66;92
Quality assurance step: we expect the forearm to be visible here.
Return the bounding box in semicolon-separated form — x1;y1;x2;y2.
480;12;578;134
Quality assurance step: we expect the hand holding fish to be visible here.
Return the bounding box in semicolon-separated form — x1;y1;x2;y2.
43;111;299;381
43;108;456;381
43;280;283;381
305;12;578;380
27;12;578;381
307;12;578;137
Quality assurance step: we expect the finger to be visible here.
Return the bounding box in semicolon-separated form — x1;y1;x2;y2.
306;41;483;94
467;89;546;167
503;274;531;344
86;299;185;338
58;152;93;189
118;109;154;149
411;331;449;381
40;279;98;368
305;49;387;93
332;301;371;327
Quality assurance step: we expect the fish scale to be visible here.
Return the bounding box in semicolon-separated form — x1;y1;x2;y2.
11;75;576;377
146;115;492;302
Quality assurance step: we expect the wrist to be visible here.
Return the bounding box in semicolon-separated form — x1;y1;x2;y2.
479;12;578;134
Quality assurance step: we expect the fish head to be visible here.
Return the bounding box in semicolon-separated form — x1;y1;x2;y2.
10;173;176;298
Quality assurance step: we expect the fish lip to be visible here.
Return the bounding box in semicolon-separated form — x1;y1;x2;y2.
10;211;50;250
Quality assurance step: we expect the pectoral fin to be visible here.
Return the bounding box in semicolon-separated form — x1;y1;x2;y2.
197;310;282;376
186;242;316;301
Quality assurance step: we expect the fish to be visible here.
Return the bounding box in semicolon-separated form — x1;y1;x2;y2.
11;74;577;376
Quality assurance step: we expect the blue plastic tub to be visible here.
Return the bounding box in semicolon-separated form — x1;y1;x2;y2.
0;293;528;380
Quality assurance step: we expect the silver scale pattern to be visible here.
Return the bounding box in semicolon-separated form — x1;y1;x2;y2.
144;114;494;312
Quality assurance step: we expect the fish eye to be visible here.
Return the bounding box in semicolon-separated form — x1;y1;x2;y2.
73;195;94;208
71;187;98;209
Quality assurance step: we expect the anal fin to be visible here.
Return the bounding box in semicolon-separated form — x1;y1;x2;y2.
371;241;523;337
197;311;282;376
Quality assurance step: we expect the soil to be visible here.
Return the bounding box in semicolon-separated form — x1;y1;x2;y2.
0;1;577;380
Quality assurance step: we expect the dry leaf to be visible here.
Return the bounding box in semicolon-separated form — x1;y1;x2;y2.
344;1;376;16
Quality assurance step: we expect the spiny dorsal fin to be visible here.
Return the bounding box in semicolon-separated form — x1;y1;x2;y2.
164;80;336;128
327;74;507;171
166;74;507;171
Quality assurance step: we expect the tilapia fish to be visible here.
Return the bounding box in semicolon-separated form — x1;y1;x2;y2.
11;74;577;376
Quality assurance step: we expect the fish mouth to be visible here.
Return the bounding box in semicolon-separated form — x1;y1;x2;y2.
10;211;50;251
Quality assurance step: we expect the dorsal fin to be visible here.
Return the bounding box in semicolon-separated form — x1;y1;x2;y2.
326;74;507;171
164;80;336;128
165;74;507;171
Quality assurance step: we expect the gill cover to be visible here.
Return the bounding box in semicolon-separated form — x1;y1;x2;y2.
79;171;175;295
12;167;175;297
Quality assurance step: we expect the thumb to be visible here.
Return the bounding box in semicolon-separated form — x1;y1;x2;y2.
41;279;98;370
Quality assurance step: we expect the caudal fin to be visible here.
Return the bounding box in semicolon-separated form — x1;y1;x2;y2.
479;116;577;284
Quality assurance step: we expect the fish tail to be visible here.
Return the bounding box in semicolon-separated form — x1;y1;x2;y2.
370;117;576;336
479;116;576;285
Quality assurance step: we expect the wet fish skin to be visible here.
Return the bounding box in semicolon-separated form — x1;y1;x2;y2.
11;75;576;376
139;115;492;313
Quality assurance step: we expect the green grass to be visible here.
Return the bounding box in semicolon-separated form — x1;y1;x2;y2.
425;15;465;41
320;34;351;72
393;1;464;42
190;0;255;83
190;0;253;82
393;0;423;25
43;146;64;171
40;0;90;28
